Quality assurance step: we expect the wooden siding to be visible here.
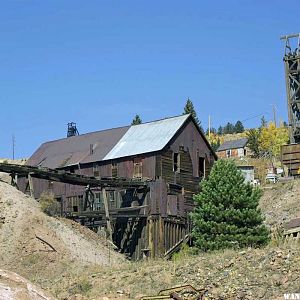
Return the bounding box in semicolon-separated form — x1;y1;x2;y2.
17;117;216;260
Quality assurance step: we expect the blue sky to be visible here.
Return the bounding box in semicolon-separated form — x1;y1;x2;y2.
0;0;299;158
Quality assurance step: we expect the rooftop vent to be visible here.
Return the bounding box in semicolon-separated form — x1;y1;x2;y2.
67;122;79;137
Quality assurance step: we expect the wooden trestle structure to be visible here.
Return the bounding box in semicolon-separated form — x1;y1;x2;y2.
0;163;189;260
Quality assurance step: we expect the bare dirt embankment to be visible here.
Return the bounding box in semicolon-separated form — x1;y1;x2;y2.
0;181;125;299
260;180;300;228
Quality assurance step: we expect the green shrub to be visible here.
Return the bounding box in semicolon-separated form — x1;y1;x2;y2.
39;192;60;216
172;244;199;261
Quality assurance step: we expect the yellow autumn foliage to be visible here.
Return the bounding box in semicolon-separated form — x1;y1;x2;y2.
259;122;289;158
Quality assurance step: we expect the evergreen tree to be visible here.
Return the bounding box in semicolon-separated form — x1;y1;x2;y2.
131;114;142;125
217;126;223;135
191;160;270;251
260;116;267;128
246;129;261;158
211;127;217;134
183;98;202;129
234;120;245;133
223;122;235;134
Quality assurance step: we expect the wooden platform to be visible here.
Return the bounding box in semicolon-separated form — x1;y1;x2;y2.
281;144;300;177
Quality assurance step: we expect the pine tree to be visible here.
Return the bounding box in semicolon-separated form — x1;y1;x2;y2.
260;116;267;128
217;126;223;135
234;120;245;133
191;160;270;251
131;114;142;125
183;98;202;130
223;122;235;134
246;129;261;158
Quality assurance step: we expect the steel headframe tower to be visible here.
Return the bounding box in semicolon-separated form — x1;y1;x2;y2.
67;122;79;137
281;33;300;144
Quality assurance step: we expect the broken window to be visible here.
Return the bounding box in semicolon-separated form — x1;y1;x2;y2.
94;192;102;210
198;157;205;178
133;158;143;178
173;153;180;173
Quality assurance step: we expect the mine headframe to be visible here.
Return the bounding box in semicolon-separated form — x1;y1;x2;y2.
67;122;79;138
281;33;300;144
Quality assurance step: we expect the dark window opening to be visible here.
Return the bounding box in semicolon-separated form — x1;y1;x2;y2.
198;157;205;178
173;153;180;173
73;205;78;212
226;149;231;158
244;148;247;156
69;166;75;173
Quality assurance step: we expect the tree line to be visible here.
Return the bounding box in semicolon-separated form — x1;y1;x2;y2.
132;99;245;137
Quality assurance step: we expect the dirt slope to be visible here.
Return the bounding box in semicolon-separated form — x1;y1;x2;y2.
1;178;299;300
0;181;125;298
260;179;300;228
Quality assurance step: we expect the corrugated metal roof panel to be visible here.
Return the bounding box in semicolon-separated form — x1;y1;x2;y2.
103;114;190;160
217;138;248;152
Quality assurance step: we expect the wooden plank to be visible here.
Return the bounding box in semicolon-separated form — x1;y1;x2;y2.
148;217;154;259
28;173;34;198
103;188;113;241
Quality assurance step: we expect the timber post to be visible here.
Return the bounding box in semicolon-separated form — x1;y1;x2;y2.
28;173;34;198
103;187;113;241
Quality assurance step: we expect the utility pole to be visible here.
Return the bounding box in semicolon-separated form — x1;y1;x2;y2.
272;104;277;128
208;115;211;139
12;134;15;160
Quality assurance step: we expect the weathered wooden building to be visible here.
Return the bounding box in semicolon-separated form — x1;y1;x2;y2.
216;138;249;159
19;114;216;259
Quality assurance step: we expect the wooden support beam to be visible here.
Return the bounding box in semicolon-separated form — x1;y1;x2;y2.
0;162;149;189
148;217;154;259
158;216;164;256
28;173;34;198
103;188;113;241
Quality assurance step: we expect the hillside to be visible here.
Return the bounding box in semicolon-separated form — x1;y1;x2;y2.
0;181;125;299
0;179;299;299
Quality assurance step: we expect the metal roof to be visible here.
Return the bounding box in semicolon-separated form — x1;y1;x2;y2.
27;115;192;169
104;114;190;160
27;126;130;168
217;138;248;152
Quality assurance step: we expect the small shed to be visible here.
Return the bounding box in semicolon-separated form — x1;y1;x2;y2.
217;138;249;159
237;165;255;184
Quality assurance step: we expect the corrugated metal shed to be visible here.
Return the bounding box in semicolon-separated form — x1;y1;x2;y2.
104;115;190;160
217;138;248;152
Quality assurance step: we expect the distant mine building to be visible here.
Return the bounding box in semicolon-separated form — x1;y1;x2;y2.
216;138;249;159
18;114;217;259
